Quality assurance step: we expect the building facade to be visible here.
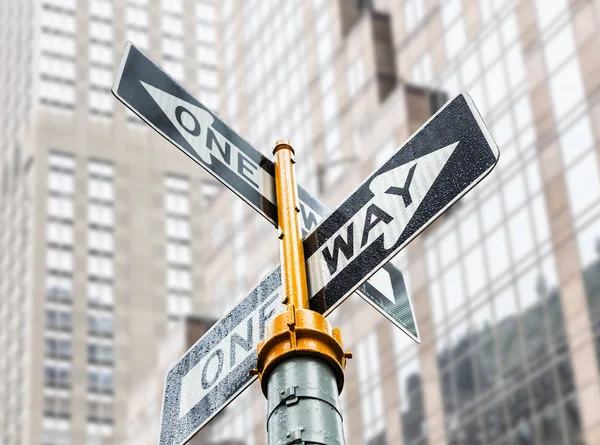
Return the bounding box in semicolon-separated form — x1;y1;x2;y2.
198;1;600;445
0;1;218;445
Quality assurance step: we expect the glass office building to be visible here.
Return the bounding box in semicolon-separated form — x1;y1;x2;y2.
199;1;600;445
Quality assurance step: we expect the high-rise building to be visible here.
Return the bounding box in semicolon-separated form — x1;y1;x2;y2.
0;1;219;445
198;1;600;445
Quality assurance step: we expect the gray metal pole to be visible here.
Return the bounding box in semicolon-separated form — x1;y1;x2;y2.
266;356;345;445
255;141;350;445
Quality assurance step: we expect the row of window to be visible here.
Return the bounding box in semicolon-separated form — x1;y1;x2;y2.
165;175;193;318
44;365;114;393
45;338;113;364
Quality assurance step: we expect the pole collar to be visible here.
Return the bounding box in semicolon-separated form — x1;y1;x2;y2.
253;304;351;396
273;139;295;155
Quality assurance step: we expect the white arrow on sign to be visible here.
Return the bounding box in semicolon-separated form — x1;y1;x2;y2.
307;142;458;292
304;93;499;312
112;42;419;342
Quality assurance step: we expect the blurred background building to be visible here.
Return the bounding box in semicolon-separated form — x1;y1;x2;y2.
0;0;220;444
1;1;600;445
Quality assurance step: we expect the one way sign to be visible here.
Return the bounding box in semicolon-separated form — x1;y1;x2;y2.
112;42;418;342
304;93;499;311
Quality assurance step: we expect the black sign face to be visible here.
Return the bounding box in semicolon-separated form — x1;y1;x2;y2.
113;43;420;343
113;43;278;225
304;94;500;313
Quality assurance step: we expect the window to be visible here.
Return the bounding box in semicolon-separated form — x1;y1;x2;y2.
88;314;113;337
168;294;192;317
47;248;73;272
47;222;73;245
47;275;73;302
90;44;113;65
89;21;112;42
89;203;113;227
544;22;575;73
167;269;191;291
87;343;114;365
88;282;114;307
165;175;189;191
198;45;217;66
41;34;76;57
549;58;585;118
347;57;365;97
166;243;191;265
44;395;70;419
445;20;467;59
162;16;183;36
163;38;184;58
45;364;71;388
534;0;567;31
89;160;114;178
49;171;74;194
40;81;75;107
88;255;113;279
46;308;72;331
196;2;215;21
89;68;112;88
126;29;149;50
165;193;190;216
88;178;113;201
88;369;113;393
565;152;600;217
88;229;113;252
356;332;385;442
42;11;76;34
90;0;112;19
89;91;113;115
404;0;424;33
166;218;190;240
46;337;72;360
560;115;593;166
412;53;432;85
41;56;76;81
196;22;216;44
394;341;427;445
198;69;218;89
88;400;113;424
126;8;148;28
43;428;70;445
162;0;182;14
49;152;75;170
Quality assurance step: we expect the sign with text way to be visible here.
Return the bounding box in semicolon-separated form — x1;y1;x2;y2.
112;42;419;342
304;93;500;313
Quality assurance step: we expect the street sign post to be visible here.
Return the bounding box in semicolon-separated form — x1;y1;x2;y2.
112;43;500;445
112;42;419;342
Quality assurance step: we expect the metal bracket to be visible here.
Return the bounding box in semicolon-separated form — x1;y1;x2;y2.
268;384;343;422
286;428;305;445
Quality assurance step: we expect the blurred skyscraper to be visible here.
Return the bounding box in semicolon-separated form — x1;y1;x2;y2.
197;1;600;445
0;1;219;444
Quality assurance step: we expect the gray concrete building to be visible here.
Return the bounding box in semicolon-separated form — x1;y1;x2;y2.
0;1;218;445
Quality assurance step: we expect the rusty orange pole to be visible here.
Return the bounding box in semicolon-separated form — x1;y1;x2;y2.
254;140;351;445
